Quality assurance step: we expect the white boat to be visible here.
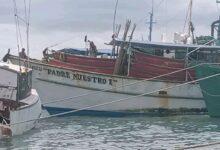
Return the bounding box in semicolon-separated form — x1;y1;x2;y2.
0;62;41;138
6;55;205;117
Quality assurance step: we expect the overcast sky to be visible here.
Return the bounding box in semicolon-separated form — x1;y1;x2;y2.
0;0;219;58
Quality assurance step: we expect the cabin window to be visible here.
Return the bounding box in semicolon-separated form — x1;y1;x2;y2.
154;49;164;56
175;49;187;59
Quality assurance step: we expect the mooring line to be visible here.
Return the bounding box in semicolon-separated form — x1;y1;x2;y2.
42;63;219;105
180;141;220;149
10;71;220;126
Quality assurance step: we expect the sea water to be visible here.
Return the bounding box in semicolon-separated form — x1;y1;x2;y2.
1;115;220;149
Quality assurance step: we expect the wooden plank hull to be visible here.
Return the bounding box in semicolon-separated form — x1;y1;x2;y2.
51;51;195;82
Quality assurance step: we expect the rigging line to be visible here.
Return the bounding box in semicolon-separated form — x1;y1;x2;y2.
42;62;210;105
26;0;32;67
23;0;27;23
216;3;220;15
154;0;165;12
13;0;23;49
183;0;191;33
200;88;220;97
17;17;24;49
47;37;80;49
13;0;20;51
12;0;22;71
185;39;216;57
113;0;119;34
11;71;220;126
28;0;32;23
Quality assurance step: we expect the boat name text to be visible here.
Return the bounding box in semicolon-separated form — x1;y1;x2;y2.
47;69;117;85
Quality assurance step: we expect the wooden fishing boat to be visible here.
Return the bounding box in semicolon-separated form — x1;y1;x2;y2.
0;63;41;137
6;54;206;116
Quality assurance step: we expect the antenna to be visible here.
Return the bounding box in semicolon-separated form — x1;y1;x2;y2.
147;0;156;41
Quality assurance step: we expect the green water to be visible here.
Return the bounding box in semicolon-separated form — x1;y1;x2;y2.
1;115;220;149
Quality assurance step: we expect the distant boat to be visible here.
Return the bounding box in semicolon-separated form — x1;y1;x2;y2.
0;63;41;138
195;64;220;117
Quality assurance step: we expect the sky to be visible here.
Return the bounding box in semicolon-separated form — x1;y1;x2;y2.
0;0;219;59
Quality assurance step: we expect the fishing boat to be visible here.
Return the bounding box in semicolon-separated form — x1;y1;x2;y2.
6;54;206;116
0;62;41;137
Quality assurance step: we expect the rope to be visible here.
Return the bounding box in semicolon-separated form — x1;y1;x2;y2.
183;0;191;33
47;37;78;49
12;0;22;72
185;39;216;57
216;2;220;15
42;63;216;105
182;141;220;149
10;71;220;126
23;0;28;22
201;88;220;97
26;0;31;68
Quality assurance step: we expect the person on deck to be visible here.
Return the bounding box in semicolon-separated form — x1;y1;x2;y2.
19;48;28;59
43;47;49;62
88;40;97;57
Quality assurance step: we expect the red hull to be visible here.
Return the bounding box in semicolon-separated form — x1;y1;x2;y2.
50;51;195;81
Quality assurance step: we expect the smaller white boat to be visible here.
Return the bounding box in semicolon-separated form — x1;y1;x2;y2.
0;62;41;138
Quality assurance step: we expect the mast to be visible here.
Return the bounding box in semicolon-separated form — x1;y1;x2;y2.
147;0;156;41
113;0;119;35
188;0;193;37
112;0;119;58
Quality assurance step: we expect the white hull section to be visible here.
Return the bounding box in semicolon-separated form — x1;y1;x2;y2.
10;57;205;115
36;79;204;111
10;89;41;136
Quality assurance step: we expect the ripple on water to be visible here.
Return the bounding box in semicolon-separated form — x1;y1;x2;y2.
1;115;220;149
